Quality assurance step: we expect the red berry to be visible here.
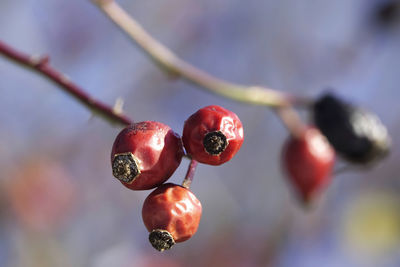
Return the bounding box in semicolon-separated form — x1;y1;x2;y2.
182;105;244;165
142;183;202;251
111;121;184;190
282;127;335;204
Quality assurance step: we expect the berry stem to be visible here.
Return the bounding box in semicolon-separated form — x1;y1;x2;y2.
0;40;132;127
275;107;307;139
92;0;311;109
182;159;198;189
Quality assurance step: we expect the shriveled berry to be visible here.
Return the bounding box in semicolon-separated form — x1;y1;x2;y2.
111;121;184;190
313;93;390;164
282;127;335;204
182;105;244;165
142;183;202;251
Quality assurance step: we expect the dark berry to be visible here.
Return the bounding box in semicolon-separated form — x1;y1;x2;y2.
373;1;400;29
313;93;390;164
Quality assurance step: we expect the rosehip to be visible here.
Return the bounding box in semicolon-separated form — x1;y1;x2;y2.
313;93;390;164
111;121;184;190
182;105;244;165
282;127;335;204
142;183;202;251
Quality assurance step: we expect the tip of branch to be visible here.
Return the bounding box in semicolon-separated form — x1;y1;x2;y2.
30;55;50;67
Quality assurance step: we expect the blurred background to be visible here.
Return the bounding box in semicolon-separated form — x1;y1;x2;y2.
1;0;400;266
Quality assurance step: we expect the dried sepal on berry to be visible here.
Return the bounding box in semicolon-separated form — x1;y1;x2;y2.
148;229;175;252
112;152;140;184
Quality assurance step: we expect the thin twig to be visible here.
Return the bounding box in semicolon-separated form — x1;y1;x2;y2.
92;0;311;108
275;107;307;139
0;40;132;127
182;159;198;189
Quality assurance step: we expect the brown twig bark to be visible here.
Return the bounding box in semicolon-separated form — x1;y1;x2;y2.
92;0;311;109
0;40;132;127
92;0;309;136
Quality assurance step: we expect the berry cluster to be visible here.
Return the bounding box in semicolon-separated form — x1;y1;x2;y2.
282;93;390;204
110;93;390;251
111;105;244;251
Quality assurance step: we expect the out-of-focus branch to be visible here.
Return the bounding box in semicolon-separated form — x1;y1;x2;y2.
92;0;311;109
0;40;132;127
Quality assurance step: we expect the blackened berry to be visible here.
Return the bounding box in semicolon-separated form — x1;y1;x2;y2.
313;93;390;164
373;1;400;29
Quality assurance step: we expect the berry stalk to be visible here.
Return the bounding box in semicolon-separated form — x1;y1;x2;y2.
182;159;198;189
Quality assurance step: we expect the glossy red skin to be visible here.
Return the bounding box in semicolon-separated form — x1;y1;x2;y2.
182;105;244;165
283;127;335;203
111;121;184;190
142;183;202;243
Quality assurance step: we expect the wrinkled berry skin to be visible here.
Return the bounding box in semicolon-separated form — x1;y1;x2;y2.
182;105;244;165
142;183;202;250
313;93;390;164
283;127;335;204
111;121;184;190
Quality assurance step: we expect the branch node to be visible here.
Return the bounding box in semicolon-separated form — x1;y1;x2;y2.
113;97;124;115
0;40;133;127
30;54;50;67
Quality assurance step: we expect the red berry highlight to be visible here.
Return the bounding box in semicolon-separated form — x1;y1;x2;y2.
111;121;184;190
182;105;244;165
282;127;335;204
142;183;202;251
